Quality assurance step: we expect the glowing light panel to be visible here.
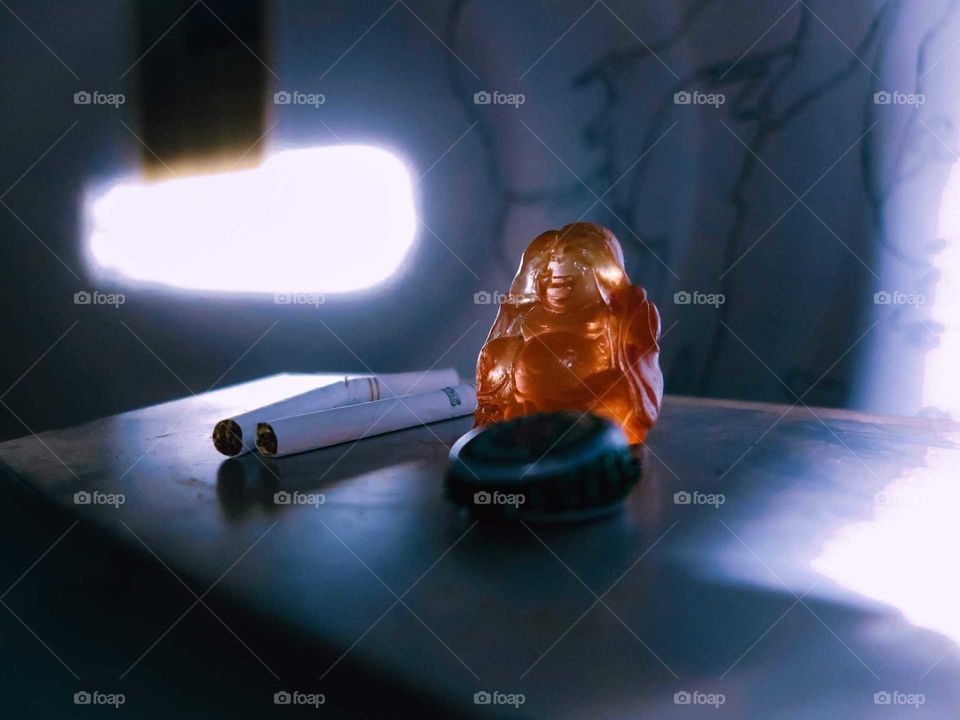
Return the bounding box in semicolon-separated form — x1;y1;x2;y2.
86;145;417;294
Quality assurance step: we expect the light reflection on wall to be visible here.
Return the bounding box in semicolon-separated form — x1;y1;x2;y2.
85;145;417;294
811;442;960;644
924;162;960;416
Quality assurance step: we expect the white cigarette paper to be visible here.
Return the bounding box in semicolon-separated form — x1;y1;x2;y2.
212;368;459;456
256;384;477;457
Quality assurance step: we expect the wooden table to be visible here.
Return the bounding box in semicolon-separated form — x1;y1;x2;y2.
1;374;958;718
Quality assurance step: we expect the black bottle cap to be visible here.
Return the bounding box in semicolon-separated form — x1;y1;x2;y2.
445;412;640;523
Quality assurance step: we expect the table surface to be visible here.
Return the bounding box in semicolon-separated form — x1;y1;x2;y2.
2;373;959;718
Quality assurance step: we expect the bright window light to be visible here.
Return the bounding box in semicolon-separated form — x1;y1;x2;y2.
812;445;960;645
923;160;960;415
85;145;417;294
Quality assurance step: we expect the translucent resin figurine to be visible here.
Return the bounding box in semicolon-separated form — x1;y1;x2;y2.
475;222;663;443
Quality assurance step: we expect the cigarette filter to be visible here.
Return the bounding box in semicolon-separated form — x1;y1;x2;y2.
212;368;459;456
256;384;477;457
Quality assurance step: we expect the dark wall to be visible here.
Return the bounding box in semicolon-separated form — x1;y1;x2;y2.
1;0;953;441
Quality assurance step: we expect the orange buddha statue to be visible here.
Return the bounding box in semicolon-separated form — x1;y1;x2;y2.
475;222;663;444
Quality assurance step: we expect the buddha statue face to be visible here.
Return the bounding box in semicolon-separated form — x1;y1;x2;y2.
537;240;604;313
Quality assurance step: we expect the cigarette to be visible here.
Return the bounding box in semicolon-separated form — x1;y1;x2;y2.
212;368;459;456
256;384;477;457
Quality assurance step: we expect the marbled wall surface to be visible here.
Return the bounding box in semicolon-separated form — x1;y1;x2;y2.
401;0;957;417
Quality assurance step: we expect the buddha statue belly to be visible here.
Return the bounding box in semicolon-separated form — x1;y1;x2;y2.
480;305;634;430
514;330;606;403
514;304;614;403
